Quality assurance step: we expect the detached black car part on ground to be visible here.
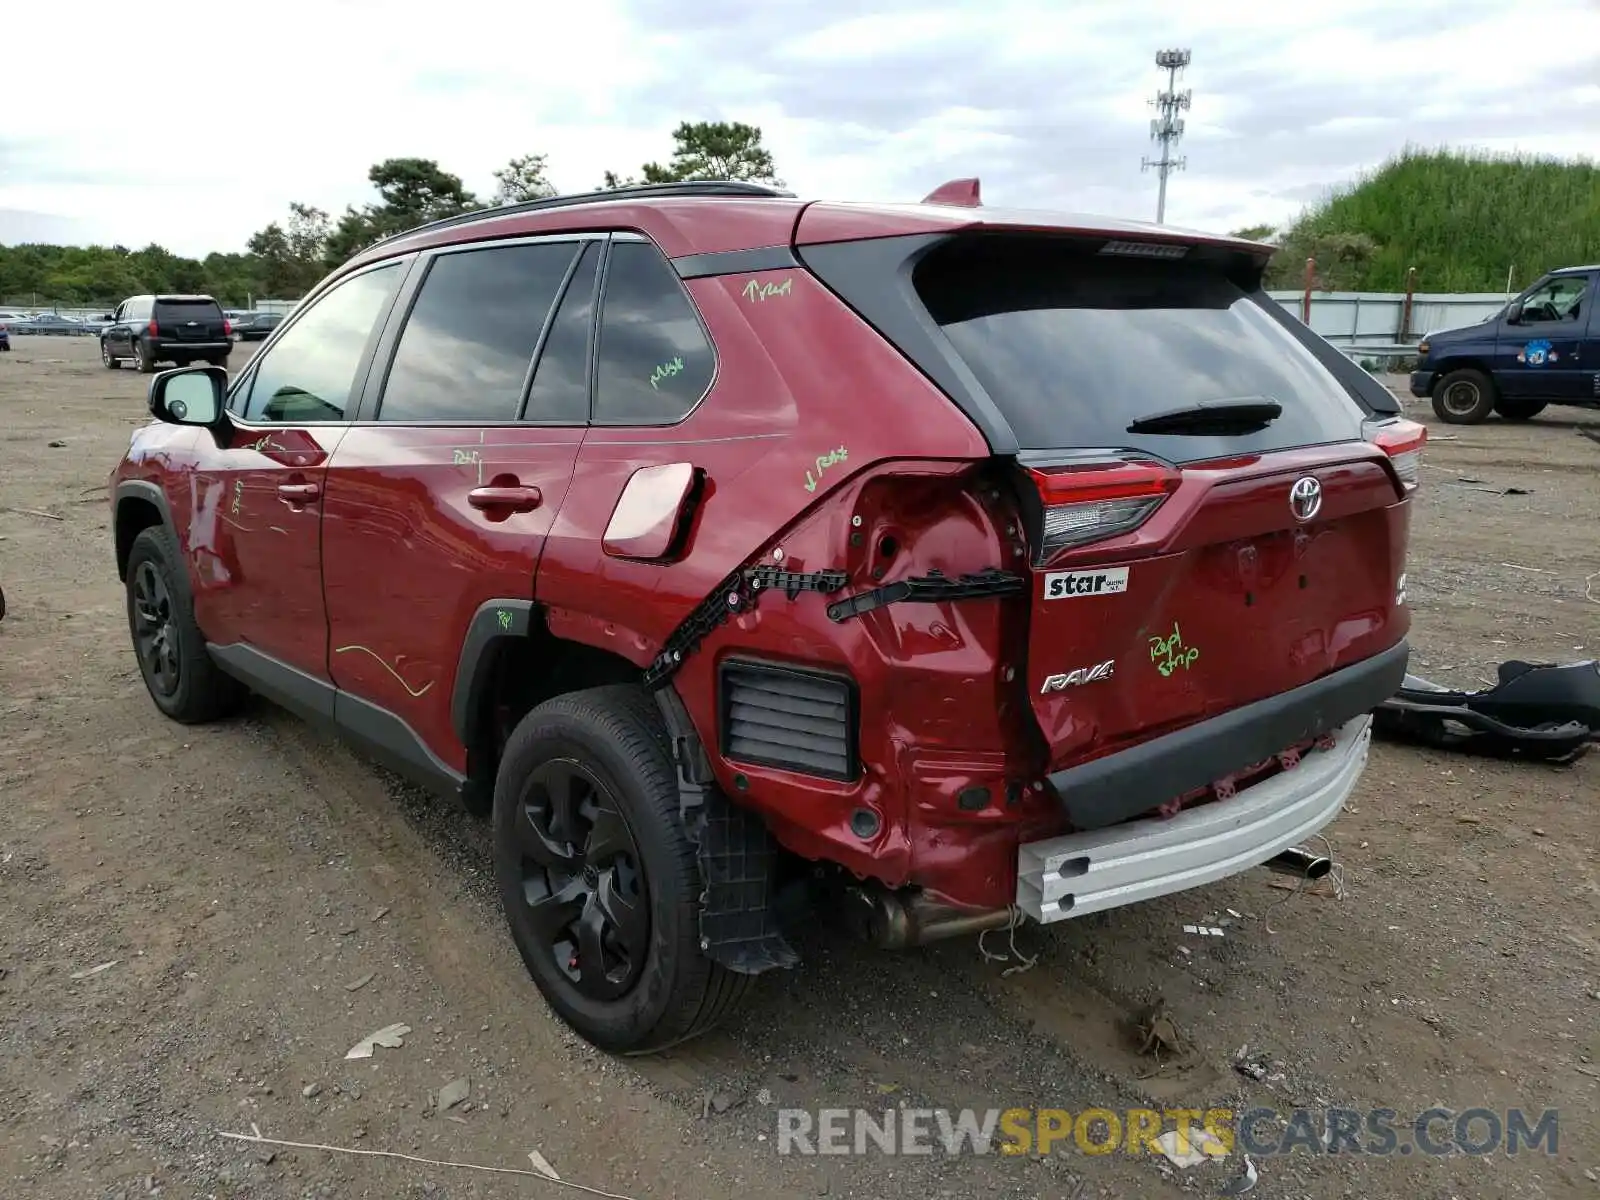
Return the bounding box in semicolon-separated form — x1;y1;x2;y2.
1373;659;1600;762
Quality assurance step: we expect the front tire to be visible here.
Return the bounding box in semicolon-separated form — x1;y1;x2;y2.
125;526;244;723
1431;368;1496;424
493;685;752;1053
1494;397;1547;421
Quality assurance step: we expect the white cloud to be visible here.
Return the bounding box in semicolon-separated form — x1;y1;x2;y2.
2;0;1596;256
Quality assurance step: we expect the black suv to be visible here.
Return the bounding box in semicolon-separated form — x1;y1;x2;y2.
101;295;232;373
233;310;286;342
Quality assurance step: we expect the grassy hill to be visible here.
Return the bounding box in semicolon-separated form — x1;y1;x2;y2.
1259;148;1600;293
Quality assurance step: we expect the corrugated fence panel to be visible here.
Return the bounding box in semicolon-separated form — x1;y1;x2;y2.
1265;291;1508;344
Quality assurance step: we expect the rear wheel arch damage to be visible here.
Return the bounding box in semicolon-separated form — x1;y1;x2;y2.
491;682;762;1052
458;606;799;1010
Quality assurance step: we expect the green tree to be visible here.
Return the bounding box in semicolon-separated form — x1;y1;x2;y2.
319;158;483;267
493;154;557;204
246;222;298;296
1229;224;1277;242
286;203;331;266
247;202;331;296
1272;230;1381;291
605;121;782;188
369;157;479;225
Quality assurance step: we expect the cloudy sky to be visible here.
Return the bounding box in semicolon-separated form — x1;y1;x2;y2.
3;0;1596;257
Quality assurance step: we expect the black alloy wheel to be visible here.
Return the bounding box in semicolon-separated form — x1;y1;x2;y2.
131;559;180;697
510;758;649;1001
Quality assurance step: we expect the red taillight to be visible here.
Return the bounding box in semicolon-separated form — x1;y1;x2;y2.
1363;417;1427;492
223;318;232;336
148;320;159;337
1024;460;1181;560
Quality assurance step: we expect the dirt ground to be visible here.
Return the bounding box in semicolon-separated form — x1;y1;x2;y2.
2;335;1597;1200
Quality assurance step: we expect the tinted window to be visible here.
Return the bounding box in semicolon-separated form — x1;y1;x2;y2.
523;242;599;424
155;299;223;321
916;237;1366;460
377;241;579;423
243;264;401;424
593;240;714;425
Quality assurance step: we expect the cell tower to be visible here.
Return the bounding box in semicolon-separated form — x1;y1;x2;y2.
1142;48;1191;224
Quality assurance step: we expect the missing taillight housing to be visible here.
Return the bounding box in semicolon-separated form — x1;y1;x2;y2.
1022;460;1181;562
1363;417;1427;493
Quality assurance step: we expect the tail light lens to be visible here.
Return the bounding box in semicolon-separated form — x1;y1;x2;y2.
148;320;159;337
1023;460;1181;561
1363;417;1427;492
223;319;232;336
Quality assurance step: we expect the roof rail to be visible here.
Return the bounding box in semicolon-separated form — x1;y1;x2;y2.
366;180;796;250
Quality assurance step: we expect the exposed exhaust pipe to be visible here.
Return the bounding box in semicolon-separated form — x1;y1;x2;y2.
843;886;1013;949
1262;847;1333;880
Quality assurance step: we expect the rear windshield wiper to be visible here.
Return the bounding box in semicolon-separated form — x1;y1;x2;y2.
1126;398;1283;435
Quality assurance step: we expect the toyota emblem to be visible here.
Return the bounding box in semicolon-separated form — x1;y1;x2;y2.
1289;476;1323;521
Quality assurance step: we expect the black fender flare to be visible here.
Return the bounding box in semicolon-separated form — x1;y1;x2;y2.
113;479;177;579
450;598;536;743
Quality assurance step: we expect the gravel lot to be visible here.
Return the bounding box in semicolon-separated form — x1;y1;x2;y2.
2;336;1597;1199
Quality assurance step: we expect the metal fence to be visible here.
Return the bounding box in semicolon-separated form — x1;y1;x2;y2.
1265;290;1505;347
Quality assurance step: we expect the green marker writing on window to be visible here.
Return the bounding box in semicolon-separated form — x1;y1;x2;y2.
649;356;686;390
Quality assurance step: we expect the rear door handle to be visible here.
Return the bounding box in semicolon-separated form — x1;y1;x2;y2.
468;485;542;513
277;481;321;503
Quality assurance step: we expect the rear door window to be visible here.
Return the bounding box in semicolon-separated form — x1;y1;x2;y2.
915;237;1368;461
377;240;580;423
523;242;600;424
592;239;715;425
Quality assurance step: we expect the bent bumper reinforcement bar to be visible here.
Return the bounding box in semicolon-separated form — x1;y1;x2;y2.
1016;716;1372;923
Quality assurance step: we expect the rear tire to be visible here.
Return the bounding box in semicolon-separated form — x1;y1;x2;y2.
493;685;753;1053
1431;368;1496;424
135;342;157;374
1494;397;1547;421
101;341;120;369
207;354;229;368
124;526;245;724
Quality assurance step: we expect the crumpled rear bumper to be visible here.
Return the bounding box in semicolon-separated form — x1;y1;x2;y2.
1016;716;1371;923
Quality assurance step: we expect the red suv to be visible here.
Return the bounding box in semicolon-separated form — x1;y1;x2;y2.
111;180;1422;1052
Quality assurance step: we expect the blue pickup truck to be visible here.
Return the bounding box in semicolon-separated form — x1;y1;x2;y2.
1410;264;1598;424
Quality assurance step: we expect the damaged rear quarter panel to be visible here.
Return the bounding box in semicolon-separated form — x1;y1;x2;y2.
535;265;1059;902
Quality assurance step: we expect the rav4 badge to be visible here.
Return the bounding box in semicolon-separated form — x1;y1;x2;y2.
1040;660;1116;693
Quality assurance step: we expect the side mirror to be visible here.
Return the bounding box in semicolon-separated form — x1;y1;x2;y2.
1505;301;1523;325
149;366;228;428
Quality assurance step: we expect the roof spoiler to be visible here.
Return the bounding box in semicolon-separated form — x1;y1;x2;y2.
921;177;982;207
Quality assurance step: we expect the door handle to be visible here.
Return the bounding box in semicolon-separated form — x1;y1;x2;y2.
277;481;321;503
468;485;542;513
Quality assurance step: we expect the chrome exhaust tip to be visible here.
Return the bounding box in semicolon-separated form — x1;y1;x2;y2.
1262;847;1333;880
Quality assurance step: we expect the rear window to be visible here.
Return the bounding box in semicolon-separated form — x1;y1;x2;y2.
154;299;223;321
915;237;1366;460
